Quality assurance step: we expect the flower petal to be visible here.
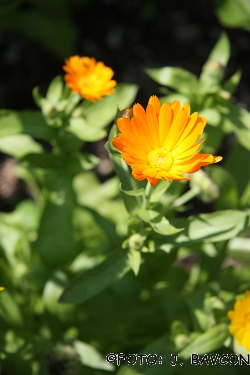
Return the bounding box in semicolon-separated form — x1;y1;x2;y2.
112;96;222;186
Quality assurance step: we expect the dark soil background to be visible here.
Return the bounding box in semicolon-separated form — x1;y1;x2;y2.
0;0;250;210
1;0;250;110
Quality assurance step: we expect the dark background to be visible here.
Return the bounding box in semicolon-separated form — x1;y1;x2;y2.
1;0;250;111
0;0;250;211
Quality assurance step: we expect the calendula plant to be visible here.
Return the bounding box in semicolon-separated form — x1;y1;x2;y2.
0;33;250;375
0;57;138;374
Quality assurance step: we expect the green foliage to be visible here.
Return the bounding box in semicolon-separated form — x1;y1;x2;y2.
146;33;250;155
214;0;250;32
0;31;250;375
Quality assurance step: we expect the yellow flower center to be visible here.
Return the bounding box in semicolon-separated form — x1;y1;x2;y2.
147;147;173;172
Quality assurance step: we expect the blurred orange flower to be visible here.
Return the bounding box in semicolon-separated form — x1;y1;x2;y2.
228;291;250;351
112;96;222;186
63;56;116;102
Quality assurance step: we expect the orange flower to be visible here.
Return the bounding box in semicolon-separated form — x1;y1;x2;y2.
63;56;116;102
112;96;222;186
228;291;250;351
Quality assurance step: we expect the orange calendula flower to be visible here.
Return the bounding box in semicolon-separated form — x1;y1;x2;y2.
112;96;222;186
63;56;116;102
228;291;250;351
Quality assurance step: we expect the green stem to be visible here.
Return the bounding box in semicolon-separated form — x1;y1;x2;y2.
142;181;153;209
171;186;200;208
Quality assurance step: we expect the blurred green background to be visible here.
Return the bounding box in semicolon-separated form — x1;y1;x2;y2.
1;0;250;111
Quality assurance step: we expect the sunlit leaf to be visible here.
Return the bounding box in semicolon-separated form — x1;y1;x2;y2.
215;0;250;31
68;117;106;142
59;251;130;304
146;67;199;96
159;210;249;251
120;184;145;197
46;76;64;102
0;110;55;140
35;171;78;266
223;70;242;94
43;270;73;320
127;248;141;276
81;83;138;128
0;291;23;326
74;340;114;371
179;324;228;359
117;335;175;375
0;134;42;158
200;33;230;85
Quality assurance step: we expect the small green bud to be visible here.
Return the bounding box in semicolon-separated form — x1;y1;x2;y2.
191;169;219;202
206;60;225;81
128;233;145;250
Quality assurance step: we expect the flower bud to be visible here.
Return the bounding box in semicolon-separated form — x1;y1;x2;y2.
128;233;145;250
190;169;219;202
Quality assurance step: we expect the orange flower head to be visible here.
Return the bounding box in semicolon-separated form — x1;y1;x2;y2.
112;96;222;186
228;291;250;351
63;56;116;102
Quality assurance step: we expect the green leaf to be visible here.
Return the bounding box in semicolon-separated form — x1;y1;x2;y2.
199;108;221;126
179;324;228;359
200;33;230;85
0;291;23;325
137;209;184;235
43;270;73;320
46;75;64;102
68;117;106;142
116;368;140;375
20;153;61;169
229;236;250;249
137;209;161;223
150;180;171;203
81;206;119;246
159;210;248;250
206;165;238;210
117;335;175;375
146;67;199;96
108;151;143;215
81;83;138;128
150;216;184;236
0;199;39;235
120;184;145;197
0;219;26;268
215;0;250;31
240;179;250;207
223;70;242;94
127;248;141;276
159;93;190;106
73;340;114;371
73;173;119;209
32;86;43;108
74;152;100;171
35;171;78;266
0;134;42;158
59;251;130;304
223;142;250;199
188;210;247;242
0;110;56;140
221;104;250;151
